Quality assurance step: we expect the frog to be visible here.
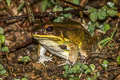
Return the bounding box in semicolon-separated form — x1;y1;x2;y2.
32;22;96;65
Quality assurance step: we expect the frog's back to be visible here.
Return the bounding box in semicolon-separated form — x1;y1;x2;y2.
61;25;96;57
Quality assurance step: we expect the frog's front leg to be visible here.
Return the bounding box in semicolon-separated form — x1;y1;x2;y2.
68;43;79;64
37;45;52;65
59;43;79;65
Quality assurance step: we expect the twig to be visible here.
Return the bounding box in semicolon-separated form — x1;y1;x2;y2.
9;38;33;52
80;0;88;7
100;67;120;73
0;9;83;22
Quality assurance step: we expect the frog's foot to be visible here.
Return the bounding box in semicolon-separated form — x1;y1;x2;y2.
37;56;52;65
79;55;87;64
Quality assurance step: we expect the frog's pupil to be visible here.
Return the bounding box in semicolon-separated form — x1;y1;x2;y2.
46;26;53;32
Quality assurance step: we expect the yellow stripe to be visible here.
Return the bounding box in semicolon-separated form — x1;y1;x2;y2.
32;34;64;41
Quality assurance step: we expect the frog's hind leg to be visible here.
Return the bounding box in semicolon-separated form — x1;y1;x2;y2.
37;45;52;65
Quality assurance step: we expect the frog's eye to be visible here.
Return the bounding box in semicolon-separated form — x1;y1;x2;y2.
46;26;54;32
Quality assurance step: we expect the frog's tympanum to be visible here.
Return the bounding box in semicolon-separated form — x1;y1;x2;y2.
33;22;96;65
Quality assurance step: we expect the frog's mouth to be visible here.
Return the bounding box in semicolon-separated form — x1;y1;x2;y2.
32;34;70;60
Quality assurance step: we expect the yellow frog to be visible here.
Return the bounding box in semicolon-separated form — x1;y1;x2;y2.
32;22;96;65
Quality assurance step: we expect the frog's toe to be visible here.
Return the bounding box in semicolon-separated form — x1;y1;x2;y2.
37;56;52;65
58;60;70;66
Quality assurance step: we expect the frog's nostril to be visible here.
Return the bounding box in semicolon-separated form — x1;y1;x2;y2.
59;45;67;49
46;26;53;32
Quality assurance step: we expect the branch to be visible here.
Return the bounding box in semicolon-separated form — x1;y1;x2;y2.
0;8;84;22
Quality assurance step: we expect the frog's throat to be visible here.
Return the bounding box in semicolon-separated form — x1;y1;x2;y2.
32;34;69;42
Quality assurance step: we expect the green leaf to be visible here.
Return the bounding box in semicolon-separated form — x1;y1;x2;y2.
0;64;4;71
111;24;118;39
64;65;69;71
63;8;73;18
53;5;63;12
18;56;31;63
88;22;96;35
69;77;79;80
53;16;64;22
6;0;11;6
21;77;28;80
88;8;97;13
0;35;5;44
102;60;109;70
101;24;110;33
41;0;48;12
87;77;93;80
98;37;112;45
107;2;115;8
63;73;68;78
102;5;108;10
64;7;73;10
90;11;98;22
90;64;95;71
70;68;77;73
73;64;81;70
85;68;92;74
0;40;1;51
0;27;4;34
81;64;89;70
1;46;9;52
95;22;100;27
18;1;25;12
116;56;120;65
64;13;72;18
98;37;112;48
108;43;114;48
107;9;117;17
97;9;107;20
0;69;6;75
71;63;81;73
73;0;80;5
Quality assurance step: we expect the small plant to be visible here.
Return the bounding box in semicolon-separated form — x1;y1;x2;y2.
21;77;28;80
5;0;11;6
116;56;120;65
87;2;118;48
53;7;73;22
0;27;9;52
0;64;8;76
88;2;117;35
18;56;31;64
40;0;79;22
101;60;109;70
13;79;20;80
88;2;117;22
63;62;99;80
17;1;25;12
98;20;117;49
